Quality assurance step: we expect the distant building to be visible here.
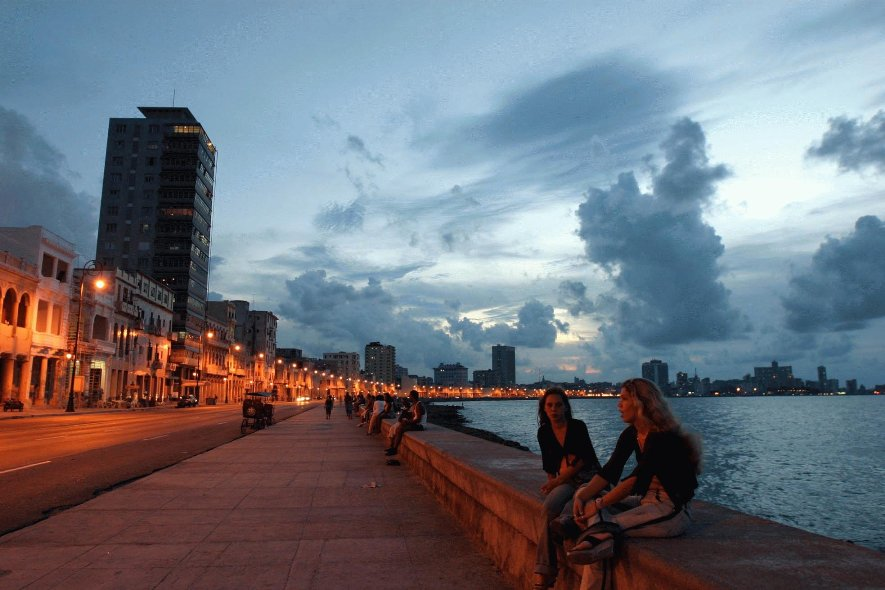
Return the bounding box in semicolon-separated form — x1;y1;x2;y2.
817;366;828;392
642;359;669;391
473;369;498;388
324;351;360;382
364;341;395;384
754;361;794;392
492;344;516;386
434;362;469;387
846;379;858;395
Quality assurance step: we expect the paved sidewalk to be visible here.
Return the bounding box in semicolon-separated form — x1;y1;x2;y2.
0;406;512;590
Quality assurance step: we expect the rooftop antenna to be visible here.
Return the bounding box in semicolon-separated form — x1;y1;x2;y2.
172;88;176;107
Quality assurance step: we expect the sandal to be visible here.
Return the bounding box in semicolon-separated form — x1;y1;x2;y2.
567;521;622;565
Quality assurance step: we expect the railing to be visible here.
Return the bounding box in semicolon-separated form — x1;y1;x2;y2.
0;251;37;275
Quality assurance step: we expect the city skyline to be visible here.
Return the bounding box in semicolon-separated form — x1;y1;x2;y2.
2;2;884;386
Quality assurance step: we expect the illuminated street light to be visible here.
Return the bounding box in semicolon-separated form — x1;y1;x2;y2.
66;261;105;413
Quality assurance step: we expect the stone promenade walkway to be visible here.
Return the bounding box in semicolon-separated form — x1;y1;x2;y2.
0;405;512;590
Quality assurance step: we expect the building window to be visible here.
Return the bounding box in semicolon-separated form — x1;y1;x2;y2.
36;300;49;332
56;260;68;282
51;303;63;335
110;173;122;183
105;223;117;233
109;189;120;199
41;253;55;277
107;206;119;215
149;124;160;134
140;224;151;234
147;157;156;166
138;257;149;268
145;175;154;183
115;124;127;133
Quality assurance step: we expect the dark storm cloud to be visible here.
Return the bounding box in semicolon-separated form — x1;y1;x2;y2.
448;300;568;351
558;280;595;316
783;215;885;332
806;110;885;174
0;106;97;257
278;270;473;370
428;55;682;188
346;135;384;167
576;118;747;348
314;199;366;231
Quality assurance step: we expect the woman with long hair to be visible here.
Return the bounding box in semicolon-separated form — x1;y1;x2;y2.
569;378;701;588
533;387;601;589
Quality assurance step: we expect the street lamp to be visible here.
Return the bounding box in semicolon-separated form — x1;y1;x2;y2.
66;261;105;413
196;330;213;401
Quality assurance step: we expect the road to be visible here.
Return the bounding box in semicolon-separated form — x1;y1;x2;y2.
0;402;315;536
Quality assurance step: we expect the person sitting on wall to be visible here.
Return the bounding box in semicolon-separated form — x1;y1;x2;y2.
358;394;375;427
384;390;425;455
367;392;388;434
533;387;601;590
568;377;701;590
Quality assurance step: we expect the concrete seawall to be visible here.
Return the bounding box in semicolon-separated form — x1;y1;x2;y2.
382;420;885;589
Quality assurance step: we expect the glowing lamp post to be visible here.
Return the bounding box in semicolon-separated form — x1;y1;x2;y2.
66;261;105;413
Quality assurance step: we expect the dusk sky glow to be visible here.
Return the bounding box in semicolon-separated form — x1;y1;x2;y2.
2;1;884;386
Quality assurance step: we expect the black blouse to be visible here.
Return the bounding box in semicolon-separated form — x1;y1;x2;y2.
599;426;698;508
537;418;601;477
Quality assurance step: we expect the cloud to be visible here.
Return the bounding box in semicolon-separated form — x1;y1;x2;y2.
0;106;97;257
558;280;595;316
207;291;224;301
426;56;683;190
576;118;747;348
806;110;885;174
787;1;885;43
314;200;366;231
262;243;431;284
277;270;476;372
346;134;384;167
783;215;885;332
448;300;568;350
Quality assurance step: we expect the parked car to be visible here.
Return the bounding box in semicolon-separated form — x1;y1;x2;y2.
176;395;198;408
3;398;24;412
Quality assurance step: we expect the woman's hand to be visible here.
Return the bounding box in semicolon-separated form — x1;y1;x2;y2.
576;498;599;526
540;478;558;496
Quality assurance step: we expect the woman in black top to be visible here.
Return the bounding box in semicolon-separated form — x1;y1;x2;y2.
570;378;701;583
533;387;601;589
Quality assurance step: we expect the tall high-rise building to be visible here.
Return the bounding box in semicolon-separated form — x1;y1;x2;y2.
95;107;217;371
817;366;828;393
364;341;395;384
641;359;669;391
492;344;516;386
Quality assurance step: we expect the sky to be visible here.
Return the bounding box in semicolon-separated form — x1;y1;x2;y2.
2;0;884;387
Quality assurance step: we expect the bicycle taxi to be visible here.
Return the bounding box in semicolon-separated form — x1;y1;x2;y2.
241;391;275;434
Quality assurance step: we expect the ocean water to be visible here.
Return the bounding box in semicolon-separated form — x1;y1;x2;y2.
454;396;884;552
